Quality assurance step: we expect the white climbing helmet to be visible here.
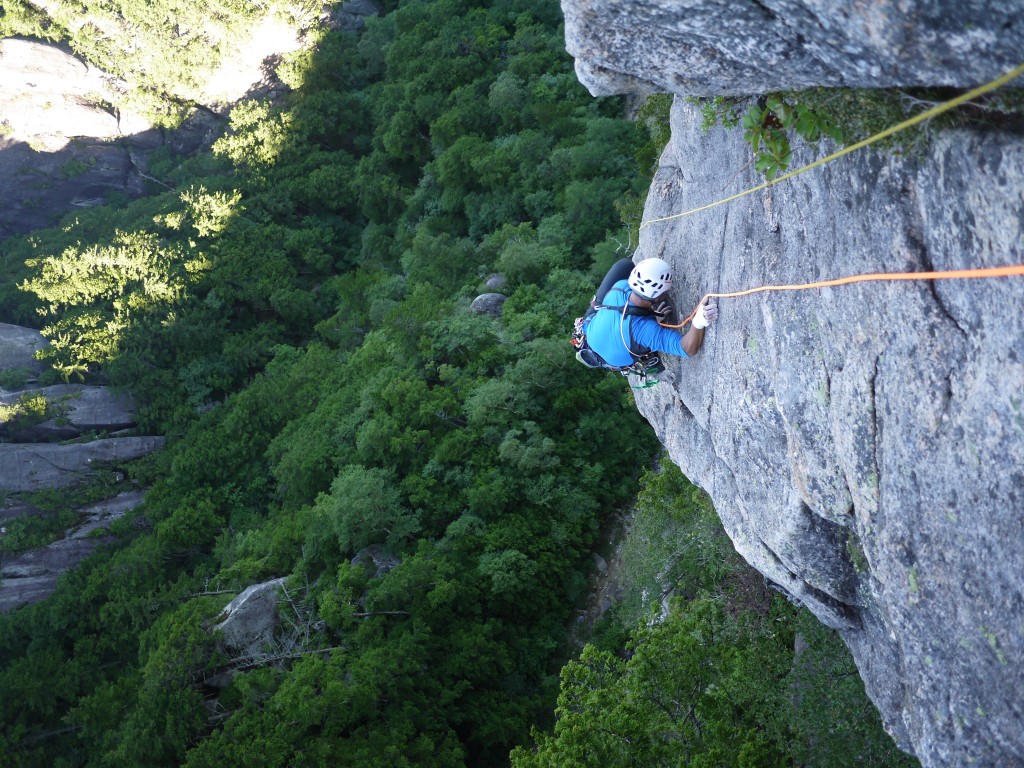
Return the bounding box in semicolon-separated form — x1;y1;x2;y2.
628;258;672;300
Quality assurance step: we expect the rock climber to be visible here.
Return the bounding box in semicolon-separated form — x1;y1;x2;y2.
580;257;719;371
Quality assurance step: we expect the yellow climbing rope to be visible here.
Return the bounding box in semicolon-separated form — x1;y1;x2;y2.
639;62;1024;329
640;62;1024;231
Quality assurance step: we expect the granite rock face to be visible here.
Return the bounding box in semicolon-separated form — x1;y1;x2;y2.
629;99;1024;767
0;436;165;493
562;0;1024;96
0;323;47;377
1;384;139;441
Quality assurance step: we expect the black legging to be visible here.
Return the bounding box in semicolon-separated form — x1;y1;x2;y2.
584;258;634;319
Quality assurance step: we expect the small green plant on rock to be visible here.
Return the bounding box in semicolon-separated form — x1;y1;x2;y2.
742;95;846;178
0;392;51;437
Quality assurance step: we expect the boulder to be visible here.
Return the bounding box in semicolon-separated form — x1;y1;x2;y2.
470;293;507;316
561;0;1024;97
212;578;287;658
485;273;508;290
630;98;1024;767
0;436;165;493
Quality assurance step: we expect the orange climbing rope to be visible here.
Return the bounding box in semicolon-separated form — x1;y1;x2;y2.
636;62;1024;330
662;264;1024;329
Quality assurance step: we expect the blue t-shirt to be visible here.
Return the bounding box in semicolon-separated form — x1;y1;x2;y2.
585;281;688;368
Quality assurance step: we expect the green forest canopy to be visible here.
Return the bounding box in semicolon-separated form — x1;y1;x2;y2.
0;0;916;765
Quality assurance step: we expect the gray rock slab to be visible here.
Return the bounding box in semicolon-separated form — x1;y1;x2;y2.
562;0;1024;97
2;384;138;436
0;536;111;613
0;490;146;613
71;489;146;538
630;99;1024;767
0;501;48;524
0;436;165;493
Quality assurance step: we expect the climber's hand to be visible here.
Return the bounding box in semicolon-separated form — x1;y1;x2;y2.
652;297;674;323
692;299;718;329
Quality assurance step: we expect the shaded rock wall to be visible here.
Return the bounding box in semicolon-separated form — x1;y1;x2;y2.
562;0;1024;96
1;324;162;612
0;39;224;240
0;491;145;613
628;98;1023;768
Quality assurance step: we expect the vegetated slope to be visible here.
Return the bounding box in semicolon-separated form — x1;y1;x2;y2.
512;461;918;768
0;1;661;764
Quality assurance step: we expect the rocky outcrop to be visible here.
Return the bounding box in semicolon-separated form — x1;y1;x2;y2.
629;98;1023;767
562;0;1024;96
0;38;211;240
0;438;164;493
1;384;139;441
0;491;145;613
326;0;382;32
0;324;164;611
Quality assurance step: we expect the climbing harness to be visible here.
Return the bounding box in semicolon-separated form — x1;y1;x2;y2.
571;298;664;388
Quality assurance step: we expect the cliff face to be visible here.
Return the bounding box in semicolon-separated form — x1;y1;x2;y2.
0;37;227;241
0;324;163;612
628;101;1023;768
559;3;1024;765
563;0;1024;96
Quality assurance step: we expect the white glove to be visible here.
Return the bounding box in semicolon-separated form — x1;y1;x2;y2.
692;300;719;329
